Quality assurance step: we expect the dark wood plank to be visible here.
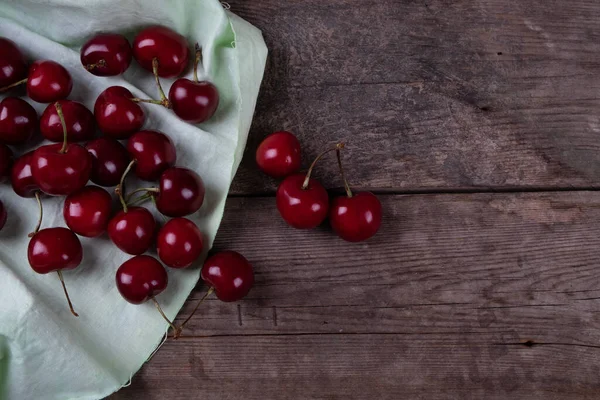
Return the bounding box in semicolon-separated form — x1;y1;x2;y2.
111;192;600;399
227;0;600;194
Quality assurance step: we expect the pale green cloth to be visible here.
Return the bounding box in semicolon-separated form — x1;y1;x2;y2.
0;1;267;399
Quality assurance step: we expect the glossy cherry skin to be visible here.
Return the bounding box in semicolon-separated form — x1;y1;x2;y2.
94;86;145;139
64;186;113;237
330;192;382;242
10;151;38;197
0;97;37;145
116;255;168;304
168;79;219;123
0;143;12;181
81;33;132;76
28;227;83;274
133;26;190;78
256;131;301;178
40;100;95;142
0;38;27;88
127;130;176;181
154;167;204;217
85;137;130;187
276;174;329;229
32;143;92;196
0;199;6;231
201;251;254;302
157;218;203;268
26;61;73;103
108;206;156;255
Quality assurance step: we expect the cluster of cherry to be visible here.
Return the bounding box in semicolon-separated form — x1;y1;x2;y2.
256;131;383;242
0;26;253;338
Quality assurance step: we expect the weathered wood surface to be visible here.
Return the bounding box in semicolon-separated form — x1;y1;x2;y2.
111;193;600;399
228;0;600;194
110;0;600;398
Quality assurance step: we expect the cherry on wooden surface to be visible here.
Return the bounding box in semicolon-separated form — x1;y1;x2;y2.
256;131;302;178
201;250;255;302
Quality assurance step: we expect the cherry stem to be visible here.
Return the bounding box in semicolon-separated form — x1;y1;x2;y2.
151;297;178;334
193;43;203;83
0;78;27;93
336;148;353;198
129;97;165;105
116;160;136;213
152;58;171;108
125;187;160;204
57;270;79;317
174;286;215;339
54;102;69;154
302;142;345;190
85;59;106;71
28;191;43;238
126;192;153;207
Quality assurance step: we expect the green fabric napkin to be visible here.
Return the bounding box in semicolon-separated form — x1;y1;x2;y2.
0;1;267;399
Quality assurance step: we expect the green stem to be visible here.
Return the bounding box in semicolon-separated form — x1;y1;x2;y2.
152;58;171;108
302;142;345;190
28;191;43;238
0;78;27;92
151;297;178;334
57;270;79;317
116;160;136;213
174;287;215;339
129;98;164;105
336;147;353;198
193;43;202;83
54;102;69;154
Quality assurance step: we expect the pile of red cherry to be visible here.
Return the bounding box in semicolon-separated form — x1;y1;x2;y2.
256;131;383;242
0;26;253;337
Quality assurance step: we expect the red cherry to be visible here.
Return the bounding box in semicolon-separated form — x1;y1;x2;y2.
80;33;132;76
154;167;204;217
94;86;145;139
0;38;27;88
40;100;95;142
256;131;301;178
10;151;39;197
0;143;13;181
85;137;130;187
28;227;83;274
0;97;37;145
64;186;112;237
157;218;203;268
28;227;82;316
127;130;176;181
201;251;254;302
132;26;190;78
330;192;382;242
108;206;156;255
10;151;37;197
0;199;6;231
26;61;73;103
169;79;219;123
32;143;91;196
276;174;329;229
116;255;168;304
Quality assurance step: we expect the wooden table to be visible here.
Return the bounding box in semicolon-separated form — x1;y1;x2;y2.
111;1;600;398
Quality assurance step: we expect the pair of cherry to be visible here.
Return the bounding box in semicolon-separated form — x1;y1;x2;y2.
256;131;382;242
81;26;219;124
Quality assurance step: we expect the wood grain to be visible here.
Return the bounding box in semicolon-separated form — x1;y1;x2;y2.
227;0;600;194
110;192;600;399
